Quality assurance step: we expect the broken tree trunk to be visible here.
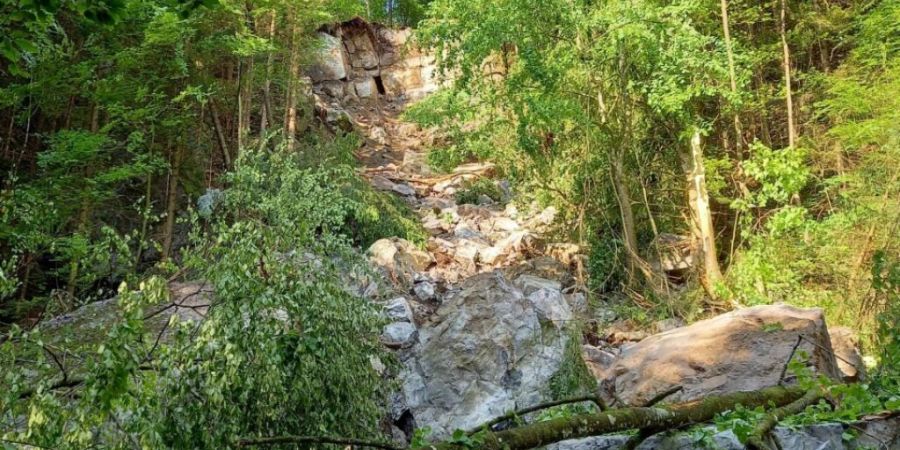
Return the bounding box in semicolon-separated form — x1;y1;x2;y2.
240;386;810;450
683;129;725;298
414;385;805;450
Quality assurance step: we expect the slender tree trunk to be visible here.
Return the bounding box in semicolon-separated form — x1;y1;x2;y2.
720;0;744;158
2;113;13;160
779;0;797;148
237;59;246;152
161;144;184;263
259;10;276;150
237;2;255;153
684;129;725;296
209;100;231;169
18;253;32;302
65;104;101;301
611;150;640;287
283;10;300;151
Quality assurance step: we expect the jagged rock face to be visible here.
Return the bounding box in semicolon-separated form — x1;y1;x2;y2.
590;305;843;407
307;19;442;101
399;270;573;438
308;32;349;82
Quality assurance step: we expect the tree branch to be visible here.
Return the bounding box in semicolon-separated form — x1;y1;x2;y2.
466;394;608;435
745;387;824;450
416;385;806;450
236;435;403;449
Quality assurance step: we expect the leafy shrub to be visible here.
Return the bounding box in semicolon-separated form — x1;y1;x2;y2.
455;178;503;205
1;143;394;448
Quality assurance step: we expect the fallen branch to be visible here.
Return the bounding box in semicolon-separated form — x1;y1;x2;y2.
236;435;402;449
466;394;608;435
622;386;685;449
644;385;683;407
745;387;824;450
417;385;806;450
778;335;803;385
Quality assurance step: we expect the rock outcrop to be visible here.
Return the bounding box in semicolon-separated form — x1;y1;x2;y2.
590;304;843;406
307;18;442;102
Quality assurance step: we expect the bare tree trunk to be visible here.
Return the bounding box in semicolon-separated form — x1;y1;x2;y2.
611;150;640;287
283;11;300;152
237;5;255;153
684;129;725;297
65;104;101;301
259;10;276;149
779;0;797;148
720;0;744;158
209;100;231;169
161;143;184;263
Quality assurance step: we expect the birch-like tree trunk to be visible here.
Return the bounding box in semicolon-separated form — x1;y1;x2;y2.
283;10;300;152
161;143;184;263
779;0;797;148
720;0;744;157
684;130;725;295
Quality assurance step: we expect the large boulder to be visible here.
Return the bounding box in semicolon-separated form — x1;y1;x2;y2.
399;270;574;438
595;305;842;406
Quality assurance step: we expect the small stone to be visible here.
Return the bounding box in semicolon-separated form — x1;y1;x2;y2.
371;175;396;191
653;317;686;334
454;241;481;272
369;355;386;375
491;217;520;232
422;216;446;235
369;239;399;269
413;281;436;301
370;125;387;144
479;246;503;265
535;206;557;225
382;322;418;349
476;194;494;205
392;182;417;197
453;223;485;241
384;297;413;322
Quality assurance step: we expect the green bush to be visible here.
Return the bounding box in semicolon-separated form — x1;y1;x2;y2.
455;178;503;205
1;143;395;448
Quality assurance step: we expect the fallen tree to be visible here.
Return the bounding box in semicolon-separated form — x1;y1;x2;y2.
238;385;810;449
